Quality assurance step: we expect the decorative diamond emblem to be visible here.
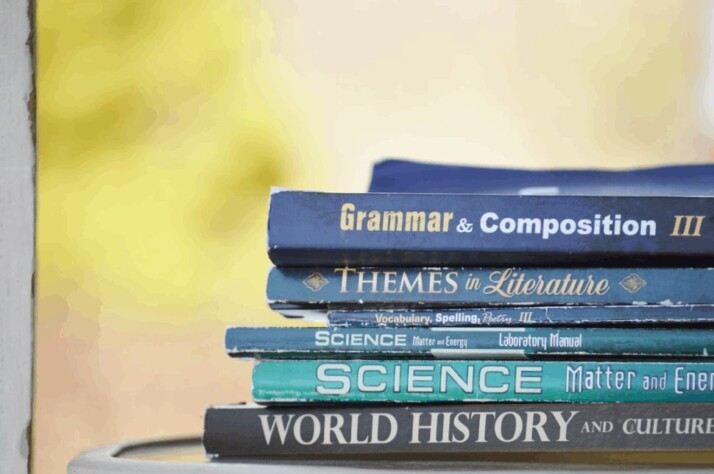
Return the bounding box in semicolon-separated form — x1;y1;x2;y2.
303;272;329;292
619;273;647;293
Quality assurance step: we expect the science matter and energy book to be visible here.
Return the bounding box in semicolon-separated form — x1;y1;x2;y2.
326;304;714;327
225;327;714;360
251;359;714;404
203;403;714;457
267;267;714;314
267;190;713;267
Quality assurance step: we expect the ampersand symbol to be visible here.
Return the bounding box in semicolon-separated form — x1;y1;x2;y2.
456;218;474;233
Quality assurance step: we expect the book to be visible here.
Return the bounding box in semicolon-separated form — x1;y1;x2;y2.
203;402;714;457
267;190;713;267
368;159;714;196
251;359;714;404
226;326;714;360
267;267;714;313
327;304;714;327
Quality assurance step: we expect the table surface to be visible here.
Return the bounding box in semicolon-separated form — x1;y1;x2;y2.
67;436;714;473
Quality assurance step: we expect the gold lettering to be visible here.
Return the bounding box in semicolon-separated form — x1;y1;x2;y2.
383;272;398;293
339;204;452;233
428;271;443;293
483;269;513;298
483;269;610;298
340;203;355;230
335;266;356;293
443;212;454;231
357;271;380;293
427;212;441;232
399;272;424;293
595;279;610;295
356;211;368;230
367;211;381;231
405;211;426;232
522;279;536;294
671;215;705;237
382;211;403;231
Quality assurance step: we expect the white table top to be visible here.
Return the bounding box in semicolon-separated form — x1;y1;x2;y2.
68;436;714;473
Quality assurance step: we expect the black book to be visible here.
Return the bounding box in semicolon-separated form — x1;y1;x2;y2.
204;403;714;457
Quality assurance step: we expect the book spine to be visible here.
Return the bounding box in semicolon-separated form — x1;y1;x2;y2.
203;403;714;457
267;191;714;266
252;360;714;403
267;267;714;308
226;327;714;359
327;305;714;327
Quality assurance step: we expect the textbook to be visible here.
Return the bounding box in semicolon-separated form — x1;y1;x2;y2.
251;359;714;404
327;304;714;327
369;159;714;196
267;190;713;266
203;403;714;457
226;326;714;360
267;267;714;313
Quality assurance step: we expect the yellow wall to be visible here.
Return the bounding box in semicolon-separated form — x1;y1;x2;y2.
36;2;713;473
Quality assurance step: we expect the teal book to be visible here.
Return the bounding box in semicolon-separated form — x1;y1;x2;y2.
252;359;714;404
226;326;714;359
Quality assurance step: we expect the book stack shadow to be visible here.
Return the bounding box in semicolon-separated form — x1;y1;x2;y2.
203;160;714;461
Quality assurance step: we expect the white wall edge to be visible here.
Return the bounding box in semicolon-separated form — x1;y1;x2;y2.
0;0;35;472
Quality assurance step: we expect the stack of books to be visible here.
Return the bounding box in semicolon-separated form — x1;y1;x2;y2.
204;161;714;459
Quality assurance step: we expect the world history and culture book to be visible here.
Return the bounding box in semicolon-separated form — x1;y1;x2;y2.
267;267;714;315
203;403;714;457
267;190;713;266
326;304;714;327
225;326;714;360
251;359;714;404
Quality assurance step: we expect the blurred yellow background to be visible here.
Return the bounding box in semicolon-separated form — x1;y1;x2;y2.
36;1;713;473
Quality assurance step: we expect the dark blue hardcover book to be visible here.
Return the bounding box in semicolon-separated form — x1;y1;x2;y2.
225;326;714;359
327;305;714;327
369;159;714;196
267;190;713;266
267;267;714;312
252;359;714;404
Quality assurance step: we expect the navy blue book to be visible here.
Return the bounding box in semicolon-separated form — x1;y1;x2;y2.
327;304;714;327
225;326;714;360
267;190;713;267
369;159;714;195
